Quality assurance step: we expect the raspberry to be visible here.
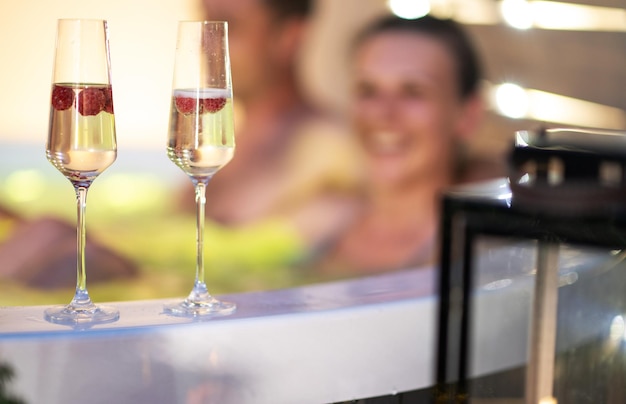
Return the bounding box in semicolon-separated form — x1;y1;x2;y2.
175;96;198;115
78;87;106;116
174;96;227;115
202;97;227;113
103;87;114;114
51;85;75;111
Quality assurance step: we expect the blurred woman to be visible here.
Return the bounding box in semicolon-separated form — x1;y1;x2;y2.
315;14;487;276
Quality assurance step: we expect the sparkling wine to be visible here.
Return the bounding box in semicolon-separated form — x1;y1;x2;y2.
43;18;121;326
163;21;237;318
167;88;235;180
46;83;116;185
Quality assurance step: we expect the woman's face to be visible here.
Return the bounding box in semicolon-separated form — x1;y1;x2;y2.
350;30;471;188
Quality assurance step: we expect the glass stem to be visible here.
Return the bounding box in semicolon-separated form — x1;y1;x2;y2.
194;181;207;290
72;185;92;307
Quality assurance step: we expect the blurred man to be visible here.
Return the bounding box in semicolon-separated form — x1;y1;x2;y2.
198;0;363;244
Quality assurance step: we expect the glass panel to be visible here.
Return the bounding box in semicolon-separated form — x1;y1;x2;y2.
467;235;626;403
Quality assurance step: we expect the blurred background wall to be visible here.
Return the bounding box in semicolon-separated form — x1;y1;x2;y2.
0;0;202;151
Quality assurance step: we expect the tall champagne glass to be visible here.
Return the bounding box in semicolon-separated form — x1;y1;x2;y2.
165;21;236;317
45;19;118;325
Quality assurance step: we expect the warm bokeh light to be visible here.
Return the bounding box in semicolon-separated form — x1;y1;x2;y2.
500;0;626;31
494;82;529;119
526;89;626;129
387;0;430;19
531;1;626;31
500;0;533;29
393;0;626;31
490;81;626;129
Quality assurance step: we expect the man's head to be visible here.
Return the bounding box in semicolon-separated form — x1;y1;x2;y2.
203;0;312;104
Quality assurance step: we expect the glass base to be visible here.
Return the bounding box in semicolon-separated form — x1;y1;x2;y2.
44;304;120;326
163;297;236;318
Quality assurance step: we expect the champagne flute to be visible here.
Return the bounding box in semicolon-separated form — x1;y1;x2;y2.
45;19;118;325
165;21;236;317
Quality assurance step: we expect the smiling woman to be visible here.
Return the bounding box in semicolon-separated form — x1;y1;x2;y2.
308;14;491;277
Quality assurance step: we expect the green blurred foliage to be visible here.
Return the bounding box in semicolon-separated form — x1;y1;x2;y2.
0;169;321;306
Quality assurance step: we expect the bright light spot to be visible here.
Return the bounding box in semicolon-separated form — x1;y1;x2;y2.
532;1;626;32
495;82;529;119
493;82;626;128
388;0;430;20
445;0;626;32
527;89;626;129
489;80;625;127
609;315;626;342
3;170;46;203
532;1;594;30
500;0;533;29
452;1;501;25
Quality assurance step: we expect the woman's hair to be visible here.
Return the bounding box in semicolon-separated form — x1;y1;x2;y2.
263;0;312;20
352;14;482;100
